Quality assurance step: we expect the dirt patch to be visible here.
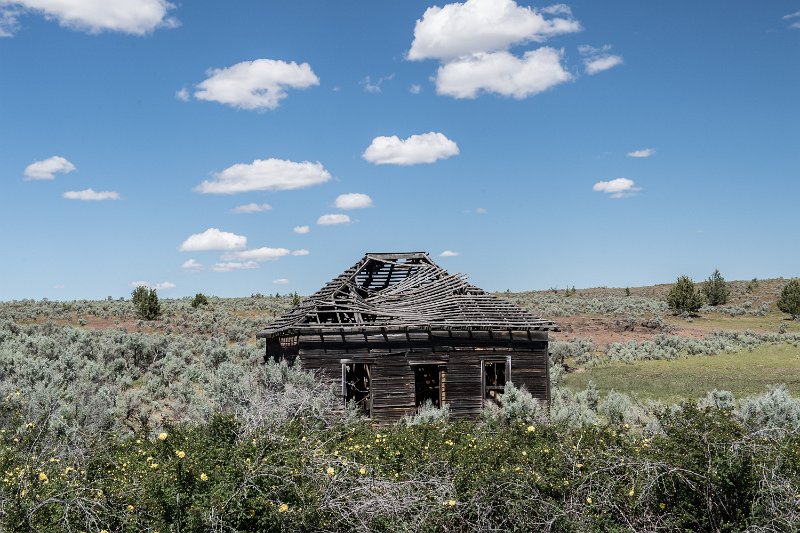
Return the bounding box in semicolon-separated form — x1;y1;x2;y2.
551;315;707;349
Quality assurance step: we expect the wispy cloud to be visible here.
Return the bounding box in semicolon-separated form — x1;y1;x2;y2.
24;156;76;180
273;278;289;285
627;148;655;158
293;225;310;234
222;247;290;262
784;11;800;28
291;249;309;256
231;202;272;214
175;88;189;101
363;132;459;165
317;214;350;225
578;44;623;75
593;178;641;198
62;189;119;201
130;280;176;290
361;73;394;93
195;158;331;194
181;259;203;271
212;261;259;272
440;250;460;257
194;59;319;111
409;84;422;94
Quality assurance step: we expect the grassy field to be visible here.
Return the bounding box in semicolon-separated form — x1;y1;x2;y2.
665;310;800;334
562;343;800;402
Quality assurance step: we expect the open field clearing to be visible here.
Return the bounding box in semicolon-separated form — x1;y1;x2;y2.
563;343;800;402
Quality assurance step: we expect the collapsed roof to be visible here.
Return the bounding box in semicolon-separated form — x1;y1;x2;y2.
257;252;558;338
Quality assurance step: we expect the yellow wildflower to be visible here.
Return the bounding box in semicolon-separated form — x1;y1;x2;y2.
659;502;666;510
38;472;48;483
447;499;456;507
326;466;335;476
150;463;159;470
586;497;592;504
628;488;635;497
278;503;289;513
200;472;208;481
175;450;186;459
359;467;366;475
127;504;134;512
526;425;535;432
158;432;168;441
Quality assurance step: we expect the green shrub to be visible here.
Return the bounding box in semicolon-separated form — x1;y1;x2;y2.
666;276;704;314
777;278;800;319
702;269;730;306
131;286;162;320
190;293;209;308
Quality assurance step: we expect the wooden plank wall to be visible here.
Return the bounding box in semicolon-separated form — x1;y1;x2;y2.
288;330;550;422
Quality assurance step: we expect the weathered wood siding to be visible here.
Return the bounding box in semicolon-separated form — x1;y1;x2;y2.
282;329;550;422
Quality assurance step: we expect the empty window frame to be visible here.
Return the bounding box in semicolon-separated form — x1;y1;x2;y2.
483;357;511;406
413;364;442;409
342;363;371;416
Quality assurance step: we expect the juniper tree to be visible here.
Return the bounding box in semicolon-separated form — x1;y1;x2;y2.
191;293;209;308
131;286;161;320
777;279;800;320
703;269;730;306
667;275;704;314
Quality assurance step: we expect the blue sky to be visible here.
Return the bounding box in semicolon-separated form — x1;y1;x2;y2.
1;0;799;300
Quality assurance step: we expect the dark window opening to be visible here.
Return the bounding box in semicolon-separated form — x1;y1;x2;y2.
484;361;508;406
414;364;441;409
343;363;371;416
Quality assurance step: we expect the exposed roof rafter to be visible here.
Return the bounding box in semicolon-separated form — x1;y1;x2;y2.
258;252;558;338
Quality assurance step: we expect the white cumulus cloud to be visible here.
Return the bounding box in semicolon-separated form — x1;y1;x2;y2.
179;228;247;252
194;59;319;111
175;88;189;101
409;84;422;94
317;214;350;226
627;148;655;158
195;158;331;194
436;48;571;99
232;202;272;214
273;278;289;285
222;247;290;262
130;280;176;290
363;132;459;165
440;250;460;257
181;259;203;271
62;189;119;201
293;225;310;234
408;0;580;61
24;156;76;180
593;178;640;198
212;261;258;272
291;249;309;256
334;193;373;210
2;0;178;36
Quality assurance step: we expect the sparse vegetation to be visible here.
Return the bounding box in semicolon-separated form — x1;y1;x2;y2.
1;279;799;531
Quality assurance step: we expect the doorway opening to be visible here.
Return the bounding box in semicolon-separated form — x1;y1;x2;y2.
414;364;441;409
343;363;371;416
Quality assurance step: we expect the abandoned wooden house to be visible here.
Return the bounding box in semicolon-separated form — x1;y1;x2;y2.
257;252;559;422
